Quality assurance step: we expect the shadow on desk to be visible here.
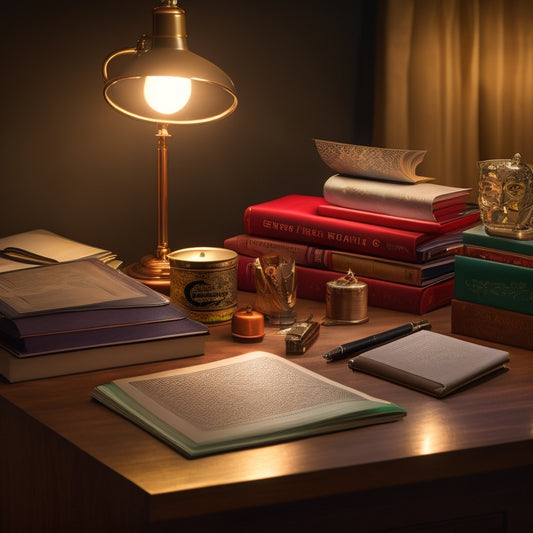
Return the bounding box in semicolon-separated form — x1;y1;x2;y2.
155;466;531;533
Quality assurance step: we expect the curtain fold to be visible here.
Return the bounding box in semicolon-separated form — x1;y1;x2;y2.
373;0;533;191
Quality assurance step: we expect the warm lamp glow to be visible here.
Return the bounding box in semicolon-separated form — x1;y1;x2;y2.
144;76;192;114
103;0;237;293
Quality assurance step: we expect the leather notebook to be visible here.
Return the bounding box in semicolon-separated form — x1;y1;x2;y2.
348;330;510;398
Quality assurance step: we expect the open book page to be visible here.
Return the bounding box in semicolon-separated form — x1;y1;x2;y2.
0;260;169;317
350;330;509;398
323;176;471;222
92;351;406;458
0;229;117;273
314;139;432;183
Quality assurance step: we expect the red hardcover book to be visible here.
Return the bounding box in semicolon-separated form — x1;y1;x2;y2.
237;255;453;314
243;195;464;263
317;203;480;234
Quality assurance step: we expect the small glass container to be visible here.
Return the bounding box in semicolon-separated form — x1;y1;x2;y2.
253;255;297;326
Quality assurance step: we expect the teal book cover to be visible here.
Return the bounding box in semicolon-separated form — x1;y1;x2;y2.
454;255;533;316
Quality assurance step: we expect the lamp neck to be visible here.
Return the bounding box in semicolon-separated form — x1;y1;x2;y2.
155;123;171;260
152;4;188;50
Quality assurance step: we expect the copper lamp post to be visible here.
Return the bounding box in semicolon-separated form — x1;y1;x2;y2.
103;0;237;293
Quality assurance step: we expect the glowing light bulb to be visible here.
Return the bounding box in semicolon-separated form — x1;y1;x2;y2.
144;76;192;114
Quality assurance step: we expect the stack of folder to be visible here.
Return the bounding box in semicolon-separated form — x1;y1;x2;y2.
224;141;479;314
0;259;208;382
452;224;533;349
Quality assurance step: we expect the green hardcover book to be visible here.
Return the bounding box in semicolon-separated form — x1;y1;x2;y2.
454;255;533;316
462;224;533;257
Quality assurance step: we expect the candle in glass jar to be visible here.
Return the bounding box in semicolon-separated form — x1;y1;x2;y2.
168;247;238;324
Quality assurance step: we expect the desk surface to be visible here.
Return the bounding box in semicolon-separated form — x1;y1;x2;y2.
2;293;533;531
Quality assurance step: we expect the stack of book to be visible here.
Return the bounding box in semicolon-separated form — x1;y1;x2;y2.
452;224;533;349
224;141;480;314
0;259;208;382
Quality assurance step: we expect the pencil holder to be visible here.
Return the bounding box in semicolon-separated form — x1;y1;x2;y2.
253;255;297;326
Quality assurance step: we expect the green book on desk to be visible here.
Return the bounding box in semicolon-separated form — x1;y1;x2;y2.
92;351;406;458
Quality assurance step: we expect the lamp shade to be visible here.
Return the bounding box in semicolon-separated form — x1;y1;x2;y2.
103;3;237;124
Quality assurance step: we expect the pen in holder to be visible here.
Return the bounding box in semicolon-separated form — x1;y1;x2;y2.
253;255;297;326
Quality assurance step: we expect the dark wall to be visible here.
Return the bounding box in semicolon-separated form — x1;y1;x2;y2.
0;0;376;266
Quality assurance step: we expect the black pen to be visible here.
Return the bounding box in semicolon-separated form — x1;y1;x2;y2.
323;320;431;362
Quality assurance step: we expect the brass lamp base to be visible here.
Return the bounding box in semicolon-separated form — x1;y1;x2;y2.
122;254;171;295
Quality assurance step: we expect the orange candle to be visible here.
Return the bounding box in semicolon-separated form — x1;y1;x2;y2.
232;306;264;342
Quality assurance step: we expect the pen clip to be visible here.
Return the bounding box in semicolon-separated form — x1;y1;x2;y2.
411;320;431;332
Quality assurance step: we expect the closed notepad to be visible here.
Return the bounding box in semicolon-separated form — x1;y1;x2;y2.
349;330;509;398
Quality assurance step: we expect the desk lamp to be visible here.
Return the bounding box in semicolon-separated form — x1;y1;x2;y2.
103;0;237;293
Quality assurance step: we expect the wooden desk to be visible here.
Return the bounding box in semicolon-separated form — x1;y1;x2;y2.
1;293;533;532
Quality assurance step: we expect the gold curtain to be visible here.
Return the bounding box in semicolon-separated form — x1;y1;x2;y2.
373;0;533;191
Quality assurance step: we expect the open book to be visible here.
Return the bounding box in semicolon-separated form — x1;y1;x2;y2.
314;139;433;183
91;351;406;458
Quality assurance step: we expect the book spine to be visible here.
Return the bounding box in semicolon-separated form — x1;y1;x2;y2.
223;235;327;268
454;255;533;316
237;255;453;314
451;299;533;350
327;251;422;285
243;202;422;262
462;245;533;269
225;234;426;285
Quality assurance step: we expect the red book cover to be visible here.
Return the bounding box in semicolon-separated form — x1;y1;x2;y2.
462;245;533;268
318;203;480;234
243;195;462;262
237;255;453;314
